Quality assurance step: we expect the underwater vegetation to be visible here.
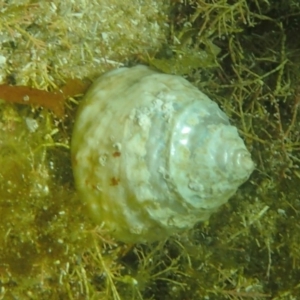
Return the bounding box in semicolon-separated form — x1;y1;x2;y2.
0;0;300;299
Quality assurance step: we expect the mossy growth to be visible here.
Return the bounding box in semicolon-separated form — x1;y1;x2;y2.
0;0;300;299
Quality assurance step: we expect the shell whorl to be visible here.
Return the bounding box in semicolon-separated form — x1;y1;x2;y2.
71;65;254;243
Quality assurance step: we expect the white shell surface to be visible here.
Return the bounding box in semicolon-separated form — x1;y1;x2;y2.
71;65;254;243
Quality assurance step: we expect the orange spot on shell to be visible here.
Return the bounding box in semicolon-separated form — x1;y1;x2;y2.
110;177;120;186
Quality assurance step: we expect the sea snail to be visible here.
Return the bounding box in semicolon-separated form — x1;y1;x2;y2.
71;65;254;243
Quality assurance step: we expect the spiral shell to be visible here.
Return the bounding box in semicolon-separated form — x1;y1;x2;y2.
71;65;254;243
